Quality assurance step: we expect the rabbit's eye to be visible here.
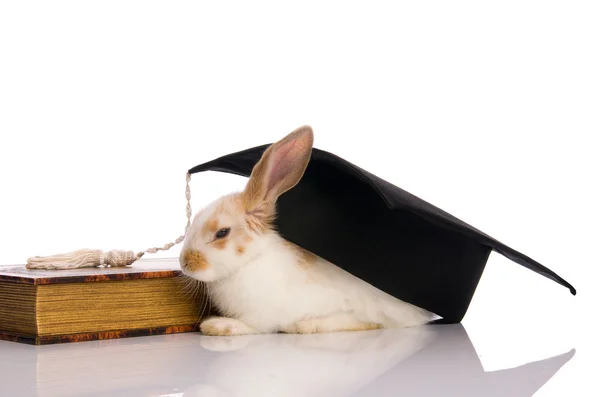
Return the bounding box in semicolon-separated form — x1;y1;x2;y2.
215;228;230;239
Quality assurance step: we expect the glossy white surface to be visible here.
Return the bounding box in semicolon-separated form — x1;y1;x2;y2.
0;250;595;397
0;319;585;397
0;1;597;396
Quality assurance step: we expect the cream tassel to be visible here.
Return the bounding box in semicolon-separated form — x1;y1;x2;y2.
26;172;192;270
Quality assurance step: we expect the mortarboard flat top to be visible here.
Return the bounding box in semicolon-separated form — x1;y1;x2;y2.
188;142;576;324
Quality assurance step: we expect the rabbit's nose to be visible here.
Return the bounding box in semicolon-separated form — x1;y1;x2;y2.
181;249;210;272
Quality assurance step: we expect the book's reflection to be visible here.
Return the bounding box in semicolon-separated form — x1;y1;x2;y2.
2;324;574;397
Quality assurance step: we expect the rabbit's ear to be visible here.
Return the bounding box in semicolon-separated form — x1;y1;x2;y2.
243;125;313;214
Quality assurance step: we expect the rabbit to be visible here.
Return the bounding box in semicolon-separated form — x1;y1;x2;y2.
179;125;436;336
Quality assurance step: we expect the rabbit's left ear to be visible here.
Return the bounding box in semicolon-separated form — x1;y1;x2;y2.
243;125;314;213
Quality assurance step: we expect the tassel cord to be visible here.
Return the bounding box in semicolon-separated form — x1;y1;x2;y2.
25;172;193;270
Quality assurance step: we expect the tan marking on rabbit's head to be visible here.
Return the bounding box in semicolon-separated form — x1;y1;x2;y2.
179;195;243;280
214;237;228;250
181;250;210;272
180;125;314;282
203;218;219;235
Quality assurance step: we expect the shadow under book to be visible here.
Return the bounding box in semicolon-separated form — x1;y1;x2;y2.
0;258;208;345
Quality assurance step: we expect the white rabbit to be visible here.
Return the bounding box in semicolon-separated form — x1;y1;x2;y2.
179;125;435;336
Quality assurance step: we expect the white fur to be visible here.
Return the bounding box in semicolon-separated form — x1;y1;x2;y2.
182;213;434;335
180;126;435;335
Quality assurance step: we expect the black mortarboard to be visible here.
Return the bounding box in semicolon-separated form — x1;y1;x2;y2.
188;137;576;324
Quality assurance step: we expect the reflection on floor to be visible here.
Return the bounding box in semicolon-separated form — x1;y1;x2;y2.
0;323;574;397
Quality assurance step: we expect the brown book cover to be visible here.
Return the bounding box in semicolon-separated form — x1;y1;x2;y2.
0;258;209;345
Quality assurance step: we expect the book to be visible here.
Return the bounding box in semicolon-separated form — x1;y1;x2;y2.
0;258;209;345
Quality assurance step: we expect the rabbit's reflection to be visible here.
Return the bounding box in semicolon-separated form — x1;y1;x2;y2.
186;325;433;397
183;324;574;397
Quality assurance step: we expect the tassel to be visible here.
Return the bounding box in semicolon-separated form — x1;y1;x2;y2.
26;249;138;270
25;172;192;270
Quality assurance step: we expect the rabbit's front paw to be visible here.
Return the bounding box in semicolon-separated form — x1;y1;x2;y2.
200;316;258;336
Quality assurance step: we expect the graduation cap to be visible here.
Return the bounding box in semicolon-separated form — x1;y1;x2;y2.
188;126;576;324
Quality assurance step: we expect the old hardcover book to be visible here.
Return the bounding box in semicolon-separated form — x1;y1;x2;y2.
0;258;208;345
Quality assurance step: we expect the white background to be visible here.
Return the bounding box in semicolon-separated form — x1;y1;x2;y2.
0;1;598;395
